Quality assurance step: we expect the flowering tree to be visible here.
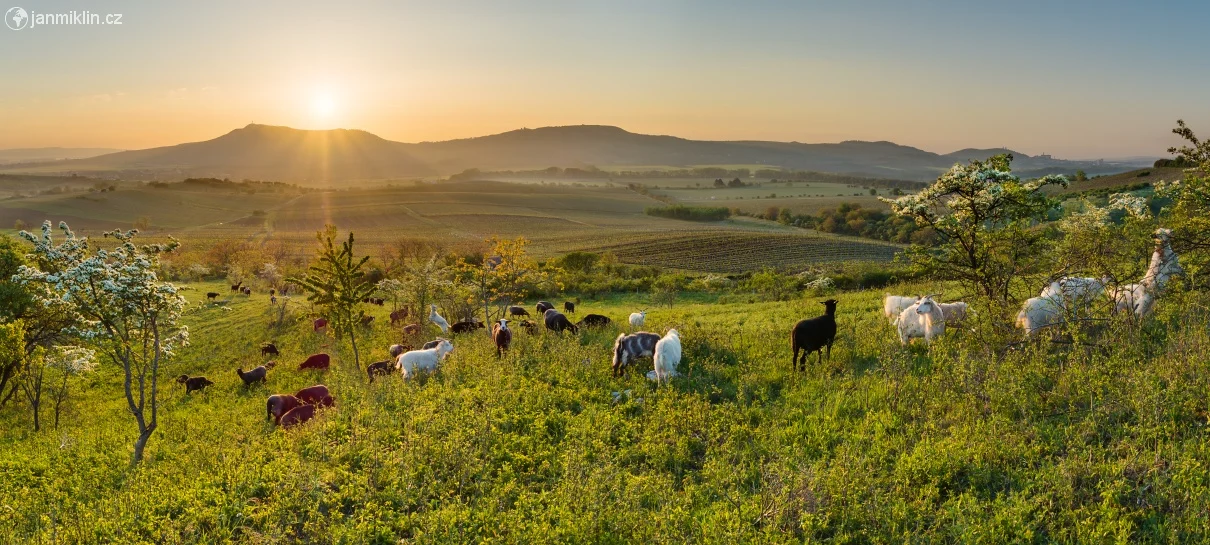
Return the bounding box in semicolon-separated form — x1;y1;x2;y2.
881;155;1067;303
1155;120;1210;272
16;221;187;463
459;237;550;334
288;225;376;371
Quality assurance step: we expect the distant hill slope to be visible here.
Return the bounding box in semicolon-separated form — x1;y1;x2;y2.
1;124;1139;183
1053;167;1187;195
0;147;123;164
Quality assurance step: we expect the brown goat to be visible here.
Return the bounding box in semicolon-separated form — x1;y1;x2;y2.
390;308;409;325
403;323;421;335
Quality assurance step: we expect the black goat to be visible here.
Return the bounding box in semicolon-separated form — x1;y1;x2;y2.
261;342;279;357
450;320;485;334
791;299;838;371
508;306;530;318
577;314;611;328
176;375;213;393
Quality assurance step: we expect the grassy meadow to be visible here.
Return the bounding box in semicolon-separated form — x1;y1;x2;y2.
4;279;1210;542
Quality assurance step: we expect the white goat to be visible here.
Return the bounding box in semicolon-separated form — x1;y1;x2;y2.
937;301;969;325
396;339;453;379
428;304;450;335
647;329;681;383
1108;228;1182;318
897;295;946;345
628;310;646;329
1039;277;1109;301
1016;296;1063;337
883;294;919;324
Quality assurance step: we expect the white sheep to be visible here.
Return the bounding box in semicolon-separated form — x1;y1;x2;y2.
396;339;453;379
647;329;681;383
883;294;919;324
897;295;946;345
628;310;646;329
937;301;969;325
1016;296;1063;337
428;304;450;335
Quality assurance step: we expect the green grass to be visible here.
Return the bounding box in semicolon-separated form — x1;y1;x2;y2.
5;280;1210;542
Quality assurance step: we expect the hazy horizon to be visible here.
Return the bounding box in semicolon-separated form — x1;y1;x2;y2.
3;0;1208;158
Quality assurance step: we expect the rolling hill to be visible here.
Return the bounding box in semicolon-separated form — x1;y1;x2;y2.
0;147;123;164
0;124;1142;183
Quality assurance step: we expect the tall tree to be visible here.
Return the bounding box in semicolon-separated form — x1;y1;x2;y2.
15;222;187;463
289;225;376;371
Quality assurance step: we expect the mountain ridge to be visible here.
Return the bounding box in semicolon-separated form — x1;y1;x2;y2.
0;124;1145;182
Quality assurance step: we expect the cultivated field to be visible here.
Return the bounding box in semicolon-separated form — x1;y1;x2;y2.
3;280;1208;542
0;178;901;273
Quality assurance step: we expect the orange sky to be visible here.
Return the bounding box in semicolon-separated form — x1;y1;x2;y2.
2;1;1208;158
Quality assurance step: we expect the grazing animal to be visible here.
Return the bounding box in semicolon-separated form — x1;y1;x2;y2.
298;353;331;371
649;329;682;383
508;306;530;318
403;323;421;334
176;375;213;394
242;287;252;295
791;299;839;370
428;304;450;335
422;338;448;350
563;301;576;314
279;404;316;428
266;394;301;424
390;308;409;325
294;384;334;407
1016;296;1063;338
236;365;269;386
577;314;612;328
611;332;661;377
536;301;554;314
397;339;454;379
518;320;538;334
897;295;946;345
313;318;328;332
367;360;395;382
205;292;219;301
260;342;279;357
451;320;485;334
1039;276;1109;302
628;310;646;329
360;315;375;327
492;319;512;357
937;302;970;325
230;281;242;292
543;308;579;334
883;294;919;324
388;344;411;358
1108;228;1183;318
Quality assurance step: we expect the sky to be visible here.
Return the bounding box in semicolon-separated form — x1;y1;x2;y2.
1;0;1208;158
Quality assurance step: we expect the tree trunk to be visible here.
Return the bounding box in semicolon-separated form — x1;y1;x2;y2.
132;423;155;464
348;325;362;372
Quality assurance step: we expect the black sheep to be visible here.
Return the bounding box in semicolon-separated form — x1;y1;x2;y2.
261;342;279;357
791;299;838;371
450;320;485;334
536;301;554;314
176;375;213;393
576;314;611;328
205;292;219;300
563;301;576;314
543;308;579;334
508;306;530;318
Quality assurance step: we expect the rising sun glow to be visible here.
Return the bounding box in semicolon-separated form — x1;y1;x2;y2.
310;92;338;123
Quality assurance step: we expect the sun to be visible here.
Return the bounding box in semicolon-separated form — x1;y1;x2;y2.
310;92;338;122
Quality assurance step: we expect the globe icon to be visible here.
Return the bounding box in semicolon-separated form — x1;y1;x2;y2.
6;6;28;30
